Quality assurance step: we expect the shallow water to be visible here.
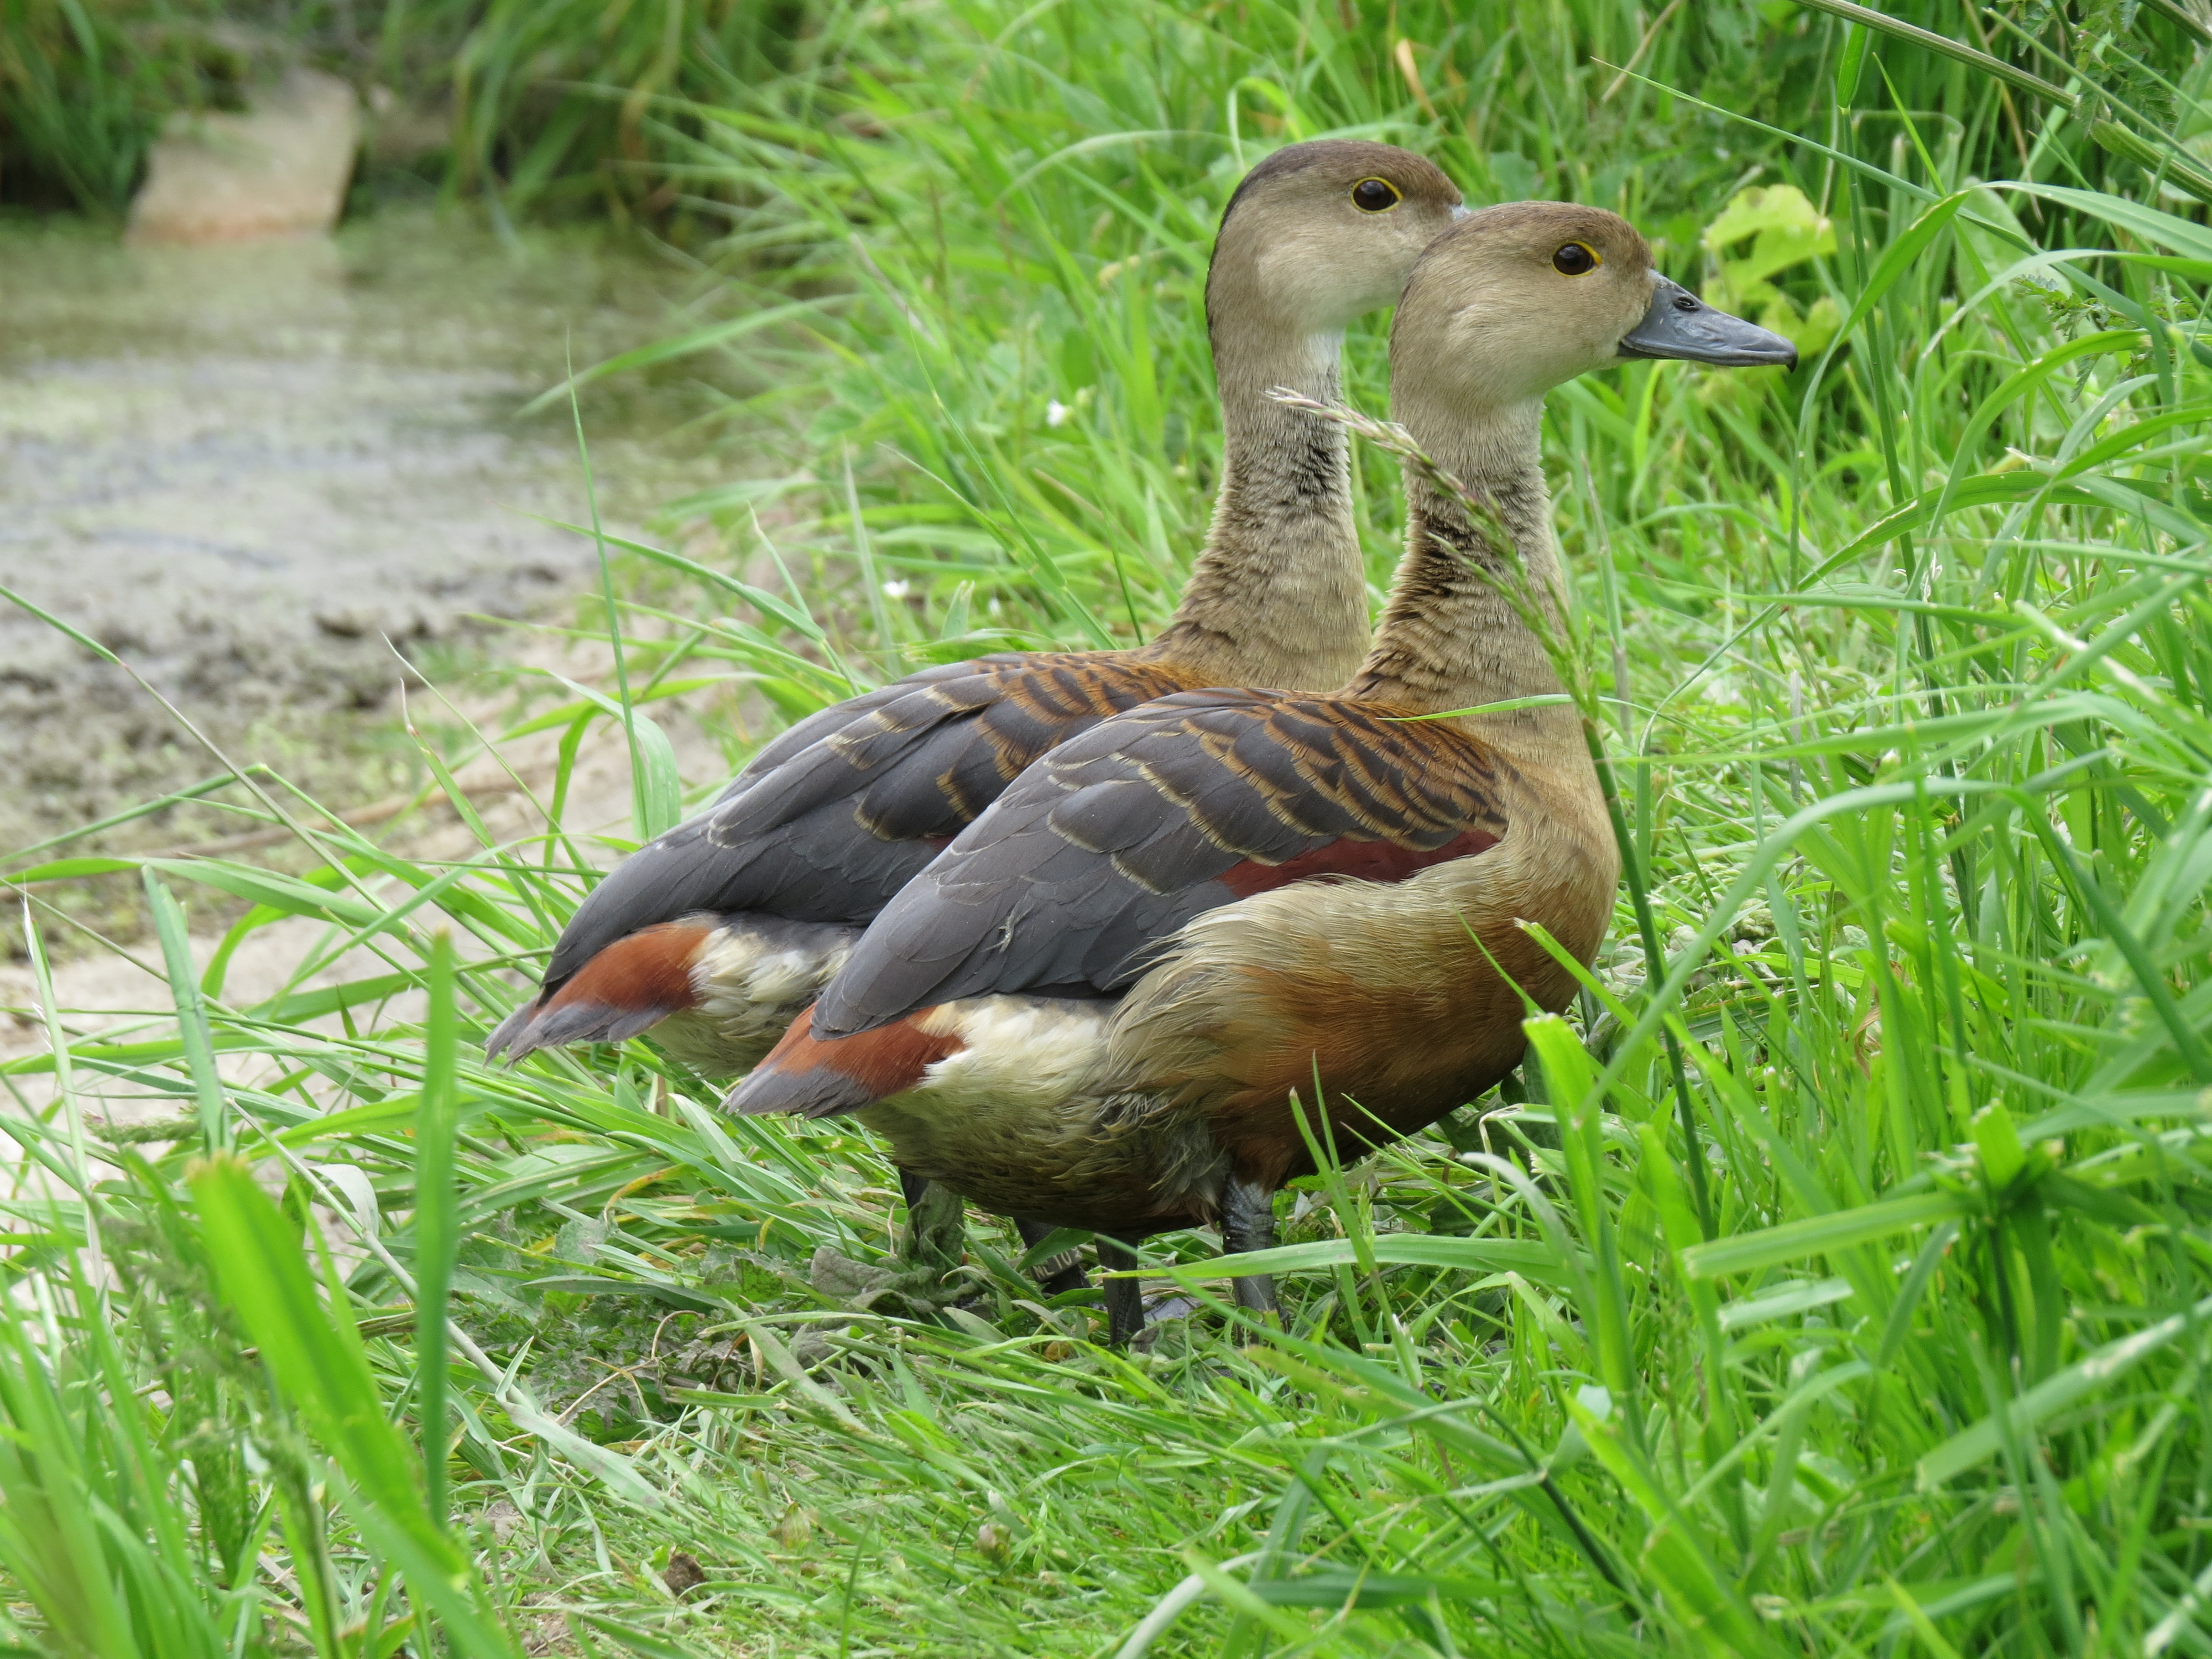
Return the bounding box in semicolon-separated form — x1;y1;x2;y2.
0;208;720;854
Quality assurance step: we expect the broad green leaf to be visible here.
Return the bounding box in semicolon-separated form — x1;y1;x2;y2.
188;1155;519;1656
142;869;227;1154
1717;1276;1854;1332
242;972;420;1027
1682;1192;1969;1279
6;857;142;882
191;1155;425;1507
2004;181;2212;264
1703;184;1836;304
1564;1390;1780;1656
415;935;460;1531
1136;1232;1581;1288
630;712;683;842
144;858;382;929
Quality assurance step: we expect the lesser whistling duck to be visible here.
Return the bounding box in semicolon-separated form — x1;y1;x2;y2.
484;142;1465;1084
724;202;1797;1339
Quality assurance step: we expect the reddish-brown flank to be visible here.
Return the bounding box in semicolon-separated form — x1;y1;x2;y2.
760;1008;967;1099
1216;826;1500;899
541;919;713;1018
1198;914;1582;1188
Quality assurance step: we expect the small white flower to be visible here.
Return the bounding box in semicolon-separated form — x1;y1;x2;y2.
880;580;910;599
1046;399;1071;428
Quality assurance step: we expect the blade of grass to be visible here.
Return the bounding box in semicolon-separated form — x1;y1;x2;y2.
416;932;461;1532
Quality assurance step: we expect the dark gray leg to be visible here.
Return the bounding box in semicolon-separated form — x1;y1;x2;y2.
1015;1219;1089;1297
897;1169;966;1276
1097;1237;1146;1346
1222;1175;1281;1326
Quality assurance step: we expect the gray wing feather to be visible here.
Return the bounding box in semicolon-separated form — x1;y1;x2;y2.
716;660;982;800
534;653;1188;998
809;689;1511;1037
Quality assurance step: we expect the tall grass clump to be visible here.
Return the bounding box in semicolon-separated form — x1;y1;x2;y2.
0;0;801;221
0;0;276;213
6;0;2212;1652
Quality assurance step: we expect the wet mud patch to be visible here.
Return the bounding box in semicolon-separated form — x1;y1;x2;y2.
0;209;739;950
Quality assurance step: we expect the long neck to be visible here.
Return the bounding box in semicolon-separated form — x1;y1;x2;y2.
1345;399;1582;756
1142;327;1371;692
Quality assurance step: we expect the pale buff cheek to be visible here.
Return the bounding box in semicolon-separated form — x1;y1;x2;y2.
1256;222;1407;322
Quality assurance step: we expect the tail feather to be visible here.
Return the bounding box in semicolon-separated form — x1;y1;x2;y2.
722;1007;962;1119
721;1061;877;1119
487;920;713;1065
483;1001;540;1061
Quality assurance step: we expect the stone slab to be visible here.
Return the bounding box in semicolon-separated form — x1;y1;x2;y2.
127;67;361;246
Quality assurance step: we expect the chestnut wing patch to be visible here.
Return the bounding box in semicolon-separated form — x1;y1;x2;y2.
726;1009;964;1120
484;918;713;1061
1214;826;1501;897
533;654;1192;997
812;690;1511;1037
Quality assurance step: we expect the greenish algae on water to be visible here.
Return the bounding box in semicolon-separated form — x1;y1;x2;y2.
0;208;729;875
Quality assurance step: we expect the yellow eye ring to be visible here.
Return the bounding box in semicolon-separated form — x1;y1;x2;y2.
1350;177;1402;212
1552;241;1601;275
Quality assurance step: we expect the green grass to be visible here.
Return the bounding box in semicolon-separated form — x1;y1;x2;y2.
6;0;2212;1653
0;0;799;221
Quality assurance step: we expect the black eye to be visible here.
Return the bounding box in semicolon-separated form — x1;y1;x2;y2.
1552;242;1599;275
1350;177;1402;212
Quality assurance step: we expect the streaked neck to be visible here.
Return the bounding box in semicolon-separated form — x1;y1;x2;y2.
1347;398;1579;752
1144;330;1371;692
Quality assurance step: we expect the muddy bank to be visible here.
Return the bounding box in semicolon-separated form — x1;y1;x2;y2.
0;209;728;861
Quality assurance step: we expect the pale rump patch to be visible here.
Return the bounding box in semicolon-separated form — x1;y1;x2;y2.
650;916;859;1077
854;997;1228;1232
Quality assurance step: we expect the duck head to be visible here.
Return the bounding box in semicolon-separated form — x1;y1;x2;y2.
1207;139;1467;342
1389;200;1797;415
